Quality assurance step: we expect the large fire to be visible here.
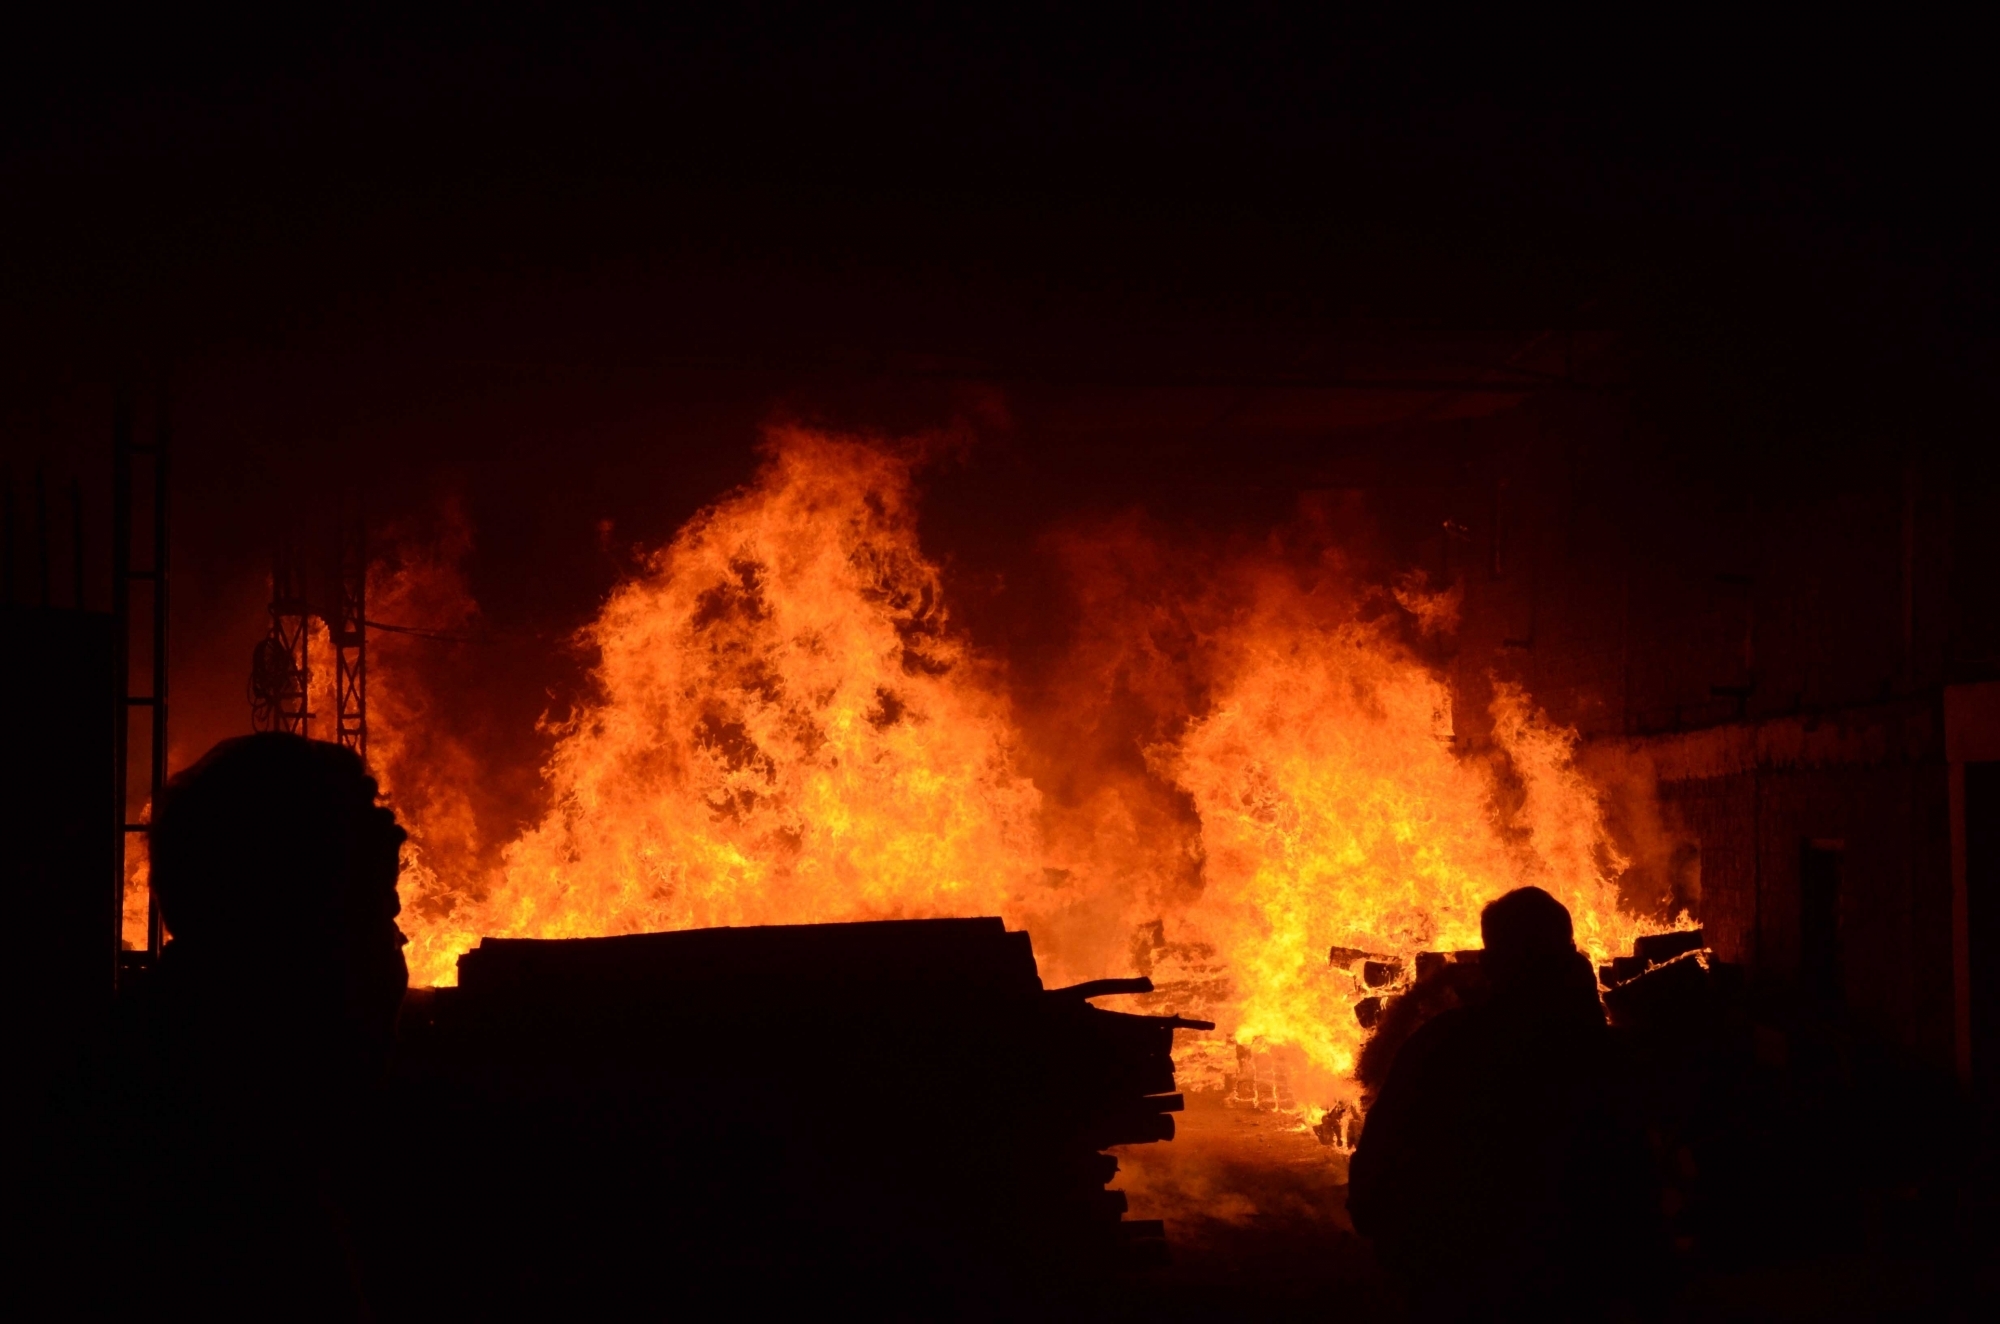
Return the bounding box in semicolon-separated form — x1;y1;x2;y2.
378;426;1663;1105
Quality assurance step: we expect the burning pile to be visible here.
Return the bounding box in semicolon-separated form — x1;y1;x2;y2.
392;430;1046;984
380;425;1671;1118
386;917;1205;1310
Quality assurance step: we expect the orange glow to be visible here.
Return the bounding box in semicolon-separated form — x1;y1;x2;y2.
121;829;150;951
386;427;1676;1104
397;429;1045;984
364;503;491;988
1155;600;1643;1085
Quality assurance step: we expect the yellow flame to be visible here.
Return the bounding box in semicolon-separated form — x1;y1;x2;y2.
388;428;1668;1097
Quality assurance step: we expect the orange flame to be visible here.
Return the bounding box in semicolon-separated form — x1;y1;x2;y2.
364;502;491;987
121;827;150;951
1154;592;1643;1082
387;427;1675;1100
398;429;1047;984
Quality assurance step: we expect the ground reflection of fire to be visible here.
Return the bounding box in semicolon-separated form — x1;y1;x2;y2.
379;426;1672;1116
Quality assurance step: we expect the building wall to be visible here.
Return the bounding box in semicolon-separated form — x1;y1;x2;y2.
1657;758;1956;1068
1394;392;1995;1075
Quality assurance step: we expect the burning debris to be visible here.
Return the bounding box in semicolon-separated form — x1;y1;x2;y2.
1600;928;1710;992
378;426;1678;1126
1326;924;1714;1157
1597;927;1745;1044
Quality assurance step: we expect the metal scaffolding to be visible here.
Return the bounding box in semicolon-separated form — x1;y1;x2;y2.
248;508;365;756
113;387;169;978
330;508;367;757
250;542;312;735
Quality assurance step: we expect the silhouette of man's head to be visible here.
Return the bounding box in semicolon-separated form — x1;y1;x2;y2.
1480;886;1578;989
149;734;407;1073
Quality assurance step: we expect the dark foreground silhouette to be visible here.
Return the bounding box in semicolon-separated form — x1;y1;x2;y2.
32;733;407;1318
23;734;1192;1319
1348;886;1665;1321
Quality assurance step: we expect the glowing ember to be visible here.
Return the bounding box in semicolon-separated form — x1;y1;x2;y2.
384;426;1674;1102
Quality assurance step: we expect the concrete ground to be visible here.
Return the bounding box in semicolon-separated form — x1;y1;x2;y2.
1092;1095;1976;1322
1102;1095;1406;1321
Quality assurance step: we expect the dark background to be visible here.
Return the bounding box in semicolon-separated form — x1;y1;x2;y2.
9;23;1993;1306
3;7;1992;766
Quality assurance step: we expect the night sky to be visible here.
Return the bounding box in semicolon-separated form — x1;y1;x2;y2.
4;10;1991;768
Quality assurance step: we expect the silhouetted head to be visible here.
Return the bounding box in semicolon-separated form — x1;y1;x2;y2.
1479;886;1580;992
149;733;407;1075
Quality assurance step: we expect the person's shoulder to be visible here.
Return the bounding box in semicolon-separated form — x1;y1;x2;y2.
1396;1001;1485;1065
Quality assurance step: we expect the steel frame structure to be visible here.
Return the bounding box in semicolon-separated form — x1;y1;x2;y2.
330;509;366;757
248;512;366;756
113;388;169;979
252;543;313;735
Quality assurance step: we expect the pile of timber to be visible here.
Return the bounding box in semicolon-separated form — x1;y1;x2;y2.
1349;949;1491;1106
1597;927;1745;1038
382;917;1207;1315
1348;934;1742;1110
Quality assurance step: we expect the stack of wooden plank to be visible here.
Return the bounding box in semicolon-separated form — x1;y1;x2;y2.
1598;928;1708;991
378;917;1207;1315
1598;927;1749;1040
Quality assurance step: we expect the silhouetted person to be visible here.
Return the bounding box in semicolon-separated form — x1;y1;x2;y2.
1349;887;1664;1321
45;734;408;1318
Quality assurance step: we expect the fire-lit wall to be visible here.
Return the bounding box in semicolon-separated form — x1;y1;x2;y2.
1651;733;1956;1065
1420;392;1997;1076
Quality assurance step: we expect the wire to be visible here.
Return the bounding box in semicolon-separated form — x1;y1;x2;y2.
361;618;489;643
